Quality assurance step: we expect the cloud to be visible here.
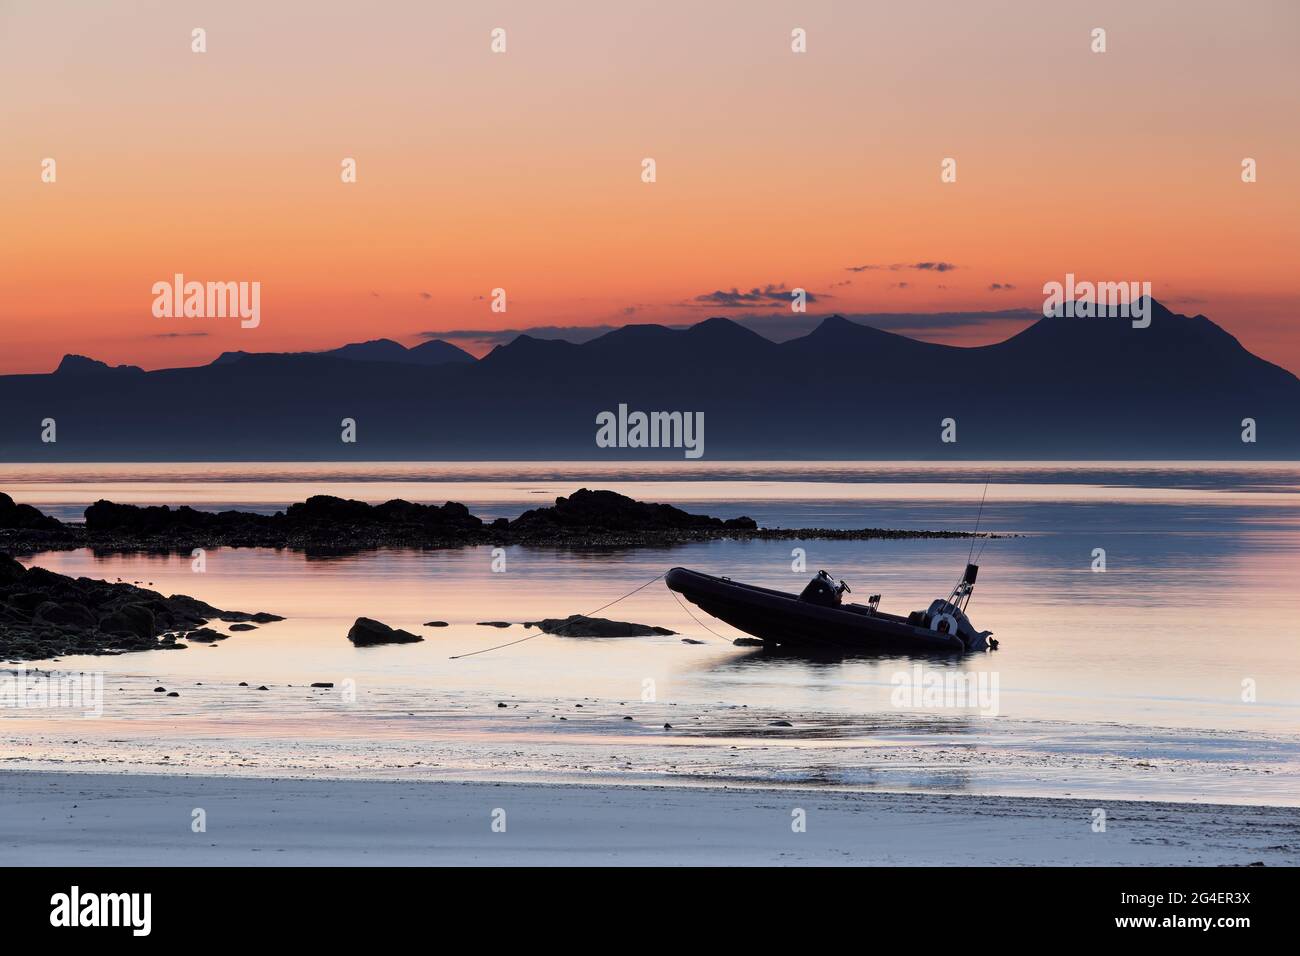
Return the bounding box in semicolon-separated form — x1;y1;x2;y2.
150;331;209;339
845;262;958;273
691;283;822;307
419;291;433;300
988;282;1016;291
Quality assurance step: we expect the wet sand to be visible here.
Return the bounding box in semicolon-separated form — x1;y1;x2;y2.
3;769;1297;866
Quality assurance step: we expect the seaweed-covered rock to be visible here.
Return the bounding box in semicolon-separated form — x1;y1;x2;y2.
509;488;756;536
0;553;283;661
99;603;155;638
286;496;483;534
522;614;676;638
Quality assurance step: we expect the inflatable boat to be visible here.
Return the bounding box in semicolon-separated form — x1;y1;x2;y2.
666;563;996;654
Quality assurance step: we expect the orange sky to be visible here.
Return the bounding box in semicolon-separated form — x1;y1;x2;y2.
2;0;1298;374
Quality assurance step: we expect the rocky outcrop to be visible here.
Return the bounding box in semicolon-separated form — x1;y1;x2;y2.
78;494;484;550
0;553;284;661
0;493;78;553
285;496;483;533
510;489;757;538
346;617;423;646
0;493;64;531
0;488;991;554
522;614;676;637
83;500;273;537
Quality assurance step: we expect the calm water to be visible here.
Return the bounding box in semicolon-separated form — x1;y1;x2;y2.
4;462;1299;804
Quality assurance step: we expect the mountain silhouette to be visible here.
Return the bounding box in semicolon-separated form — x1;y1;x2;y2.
212;337;474;368
1;299;1295;459
54;354;145;376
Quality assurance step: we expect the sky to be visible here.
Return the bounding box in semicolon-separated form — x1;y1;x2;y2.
2;0;1298;374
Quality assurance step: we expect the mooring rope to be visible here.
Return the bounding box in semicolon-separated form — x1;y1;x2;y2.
669;587;735;644
966;478;990;566
448;571;668;659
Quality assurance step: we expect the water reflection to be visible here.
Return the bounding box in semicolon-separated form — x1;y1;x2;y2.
7;463;1300;801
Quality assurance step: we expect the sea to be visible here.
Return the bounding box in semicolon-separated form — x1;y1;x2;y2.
3;461;1299;805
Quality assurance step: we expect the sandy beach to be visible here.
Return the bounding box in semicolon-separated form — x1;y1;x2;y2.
3;769;1297;866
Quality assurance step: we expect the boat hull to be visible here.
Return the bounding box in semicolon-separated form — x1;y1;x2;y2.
666;566;968;653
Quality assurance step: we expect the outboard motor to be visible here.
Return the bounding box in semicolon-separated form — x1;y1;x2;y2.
799;570;850;607
924;598;994;651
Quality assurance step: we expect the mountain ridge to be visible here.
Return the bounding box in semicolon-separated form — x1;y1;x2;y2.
208;337;475;370
5;299;1296;460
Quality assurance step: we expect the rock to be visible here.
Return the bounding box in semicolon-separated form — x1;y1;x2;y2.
0;553;26;583
285;496;484;535
34;601;97;629
681;638;705;645
496;702;507;708
166;692;179;697
183;628;227;643
769;720;793;727
523;614;675;638
423;621;449;627
256;685;268;691
509;488;757;536
0;554;284;662
228;623;257;631
99;603;155;639
347;617;423;646
732;637;765;647
310;682;334;688
238;681;248;686
476;621;511;628
663;723;673;730
0;493;64;531
153;687;166;693
223;611;285;624
8;591;47;612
